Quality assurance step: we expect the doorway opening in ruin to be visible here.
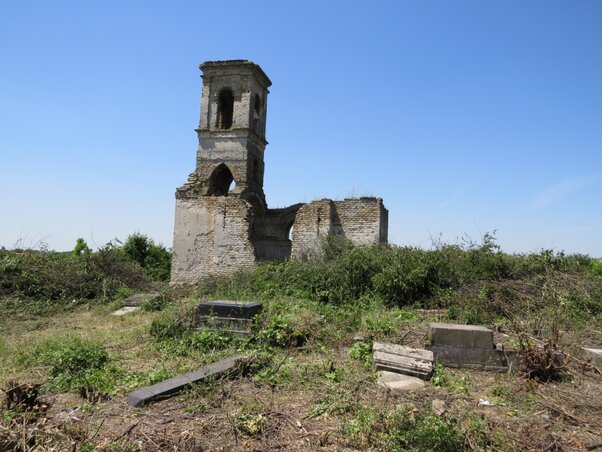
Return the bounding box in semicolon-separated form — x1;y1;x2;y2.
216;88;234;129
207;164;235;196
287;223;294;241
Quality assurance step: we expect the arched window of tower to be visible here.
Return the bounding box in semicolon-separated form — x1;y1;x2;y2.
207;164;235;196
217;88;234;129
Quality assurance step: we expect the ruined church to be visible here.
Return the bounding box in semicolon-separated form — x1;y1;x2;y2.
171;60;388;284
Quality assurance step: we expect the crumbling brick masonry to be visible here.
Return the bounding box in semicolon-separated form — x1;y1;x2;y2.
171;60;388;284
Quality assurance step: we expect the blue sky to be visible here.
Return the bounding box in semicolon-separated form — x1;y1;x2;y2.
1;1;601;256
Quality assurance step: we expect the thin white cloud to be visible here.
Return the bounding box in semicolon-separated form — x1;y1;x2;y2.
438;181;474;208
528;175;600;209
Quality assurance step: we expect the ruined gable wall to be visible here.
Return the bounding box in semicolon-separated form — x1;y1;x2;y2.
171;197;256;284
333;197;389;244
290;198;388;258
290;199;335;258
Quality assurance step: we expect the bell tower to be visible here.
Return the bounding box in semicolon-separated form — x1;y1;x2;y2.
184;60;271;212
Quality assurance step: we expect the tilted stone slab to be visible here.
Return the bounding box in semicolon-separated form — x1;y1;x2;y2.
428;323;494;349
429;344;520;371
122;293;161;307
127;354;245;407
372;342;434;380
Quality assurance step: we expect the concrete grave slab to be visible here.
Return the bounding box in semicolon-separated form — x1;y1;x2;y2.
372;342;434;380
428;323;494;349
377;371;426;391
127;354;245;407
194;300;263;335
197;300;263;319
122;293;160;307
429;344;520;371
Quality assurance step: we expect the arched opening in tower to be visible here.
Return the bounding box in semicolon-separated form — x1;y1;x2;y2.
207;164;235;196
217;88;234;129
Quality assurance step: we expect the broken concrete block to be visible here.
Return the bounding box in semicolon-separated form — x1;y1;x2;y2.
582;348;602;368
428;323;494;349
377;371;426;391
372;342;434;380
127;354;245;407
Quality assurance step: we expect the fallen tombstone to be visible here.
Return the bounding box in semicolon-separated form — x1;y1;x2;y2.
428;322;519;371
377;371;426;391
372;342;434;380
194;300;263;335
127;354;245;407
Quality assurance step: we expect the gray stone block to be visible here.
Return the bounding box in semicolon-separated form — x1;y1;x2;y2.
127;354;244;407
428;323;494;349
429;344;519;371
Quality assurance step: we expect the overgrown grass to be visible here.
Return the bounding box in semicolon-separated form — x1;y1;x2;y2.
1;234;601;450
0;233;171;318
197;234;602;337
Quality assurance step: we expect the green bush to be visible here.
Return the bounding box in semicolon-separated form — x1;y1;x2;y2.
257;314;307;347
0;247;151;316
149;314;187;341
25;337;110;392
40;338;108;378
348;341;372;366
344;404;465;451
121;233;171;282
189;330;232;352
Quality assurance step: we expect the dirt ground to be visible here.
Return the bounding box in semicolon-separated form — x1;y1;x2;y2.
1;308;601;451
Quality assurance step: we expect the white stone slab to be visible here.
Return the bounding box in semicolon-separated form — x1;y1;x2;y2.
112;306;141;316
377;371;426;391
582;347;602;367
